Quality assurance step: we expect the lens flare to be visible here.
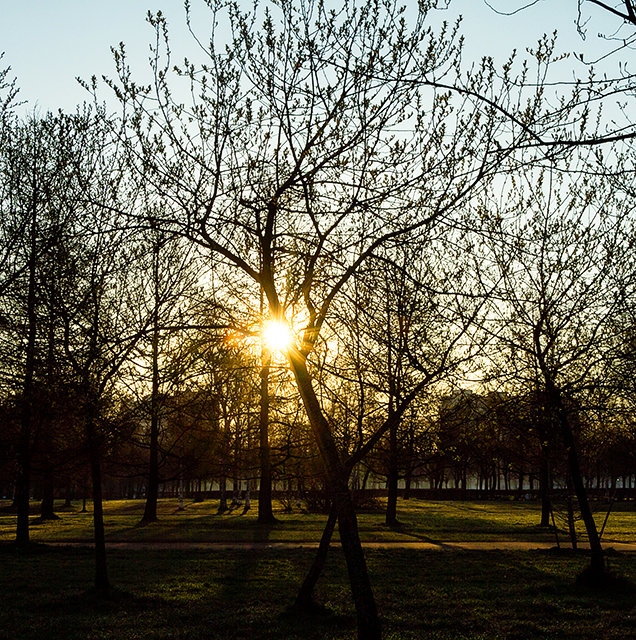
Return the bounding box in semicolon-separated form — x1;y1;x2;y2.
263;319;293;352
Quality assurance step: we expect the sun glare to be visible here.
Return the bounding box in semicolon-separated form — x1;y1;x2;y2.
263;319;294;353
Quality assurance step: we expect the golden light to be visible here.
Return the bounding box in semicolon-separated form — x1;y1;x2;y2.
263;319;294;353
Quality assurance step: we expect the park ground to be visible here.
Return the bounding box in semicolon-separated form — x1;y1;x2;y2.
1;498;635;639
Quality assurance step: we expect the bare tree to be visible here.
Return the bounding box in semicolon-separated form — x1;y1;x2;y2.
54;138;149;595
476;160;635;581
133;218;198;524
91;0;631;633
0;109;108;546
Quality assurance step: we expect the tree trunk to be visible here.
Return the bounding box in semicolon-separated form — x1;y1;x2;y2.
559;412;604;576
16;201;39;547
40;469;58;520
548;382;605;578
566;492;578;550
539;453;551;527
244;482;251;511
403;468;412;500
385;417;399;527
64;484;72;508
86;411;110;597
15;434;31;547
218;475;227;513
294;503;337;609
288;352;380;639
258;355;276;523
141;307;161;524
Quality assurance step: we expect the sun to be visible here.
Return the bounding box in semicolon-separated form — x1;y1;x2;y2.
263;319;294;353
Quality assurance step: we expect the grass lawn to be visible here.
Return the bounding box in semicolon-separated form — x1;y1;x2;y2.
1;499;635;638
1;497;634;544
0;499;636;543
1;545;635;639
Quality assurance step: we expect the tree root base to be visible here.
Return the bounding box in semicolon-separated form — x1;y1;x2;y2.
575;565;634;591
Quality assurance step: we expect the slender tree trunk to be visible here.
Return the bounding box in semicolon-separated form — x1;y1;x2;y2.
559;409;604;575
86;410;110;596
547;382;605;578
403;468;412;500
294;503;337;609
361;467;370;491
178;461;184;510
141;305;161;524
517;469;524;498
16;201;39;548
40;268;60;523
566;492;578;550
15;433;31;547
243;481;251;513
385;416;399;527
40;468;57;520
461;466;467;500
218;475;227;513
539;452;551;527
258;355;276;523
64;484;72;508
384;296;399;528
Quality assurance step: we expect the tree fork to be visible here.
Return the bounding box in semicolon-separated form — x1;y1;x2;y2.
548;382;605;578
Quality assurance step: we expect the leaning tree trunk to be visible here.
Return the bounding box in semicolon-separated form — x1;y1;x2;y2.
288;352;381;640
294;503;337;609
547;382;605;579
559;410;604;576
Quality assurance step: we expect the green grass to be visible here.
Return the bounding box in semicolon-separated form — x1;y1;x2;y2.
1;545;635;639
1;497;635;544
2;499;635;638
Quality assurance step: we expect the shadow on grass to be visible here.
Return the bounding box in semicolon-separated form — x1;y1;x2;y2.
3;544;636;639
37;586;171;615
0;540;64;555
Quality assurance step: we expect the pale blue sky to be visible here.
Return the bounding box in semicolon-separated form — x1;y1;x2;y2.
0;0;626;114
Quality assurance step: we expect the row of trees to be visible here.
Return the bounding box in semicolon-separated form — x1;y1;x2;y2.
1;1;636;638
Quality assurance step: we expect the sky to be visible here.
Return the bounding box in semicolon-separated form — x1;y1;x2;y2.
0;0;628;115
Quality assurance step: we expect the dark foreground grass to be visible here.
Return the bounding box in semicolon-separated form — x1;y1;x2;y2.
1;544;635;639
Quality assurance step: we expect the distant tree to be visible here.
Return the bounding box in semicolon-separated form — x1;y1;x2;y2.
57;146;149;596
0;109;108;545
477;160;635;581
134;218;198;524
328;236;485;526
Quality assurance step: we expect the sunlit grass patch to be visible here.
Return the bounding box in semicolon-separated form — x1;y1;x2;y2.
1;497;634;544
